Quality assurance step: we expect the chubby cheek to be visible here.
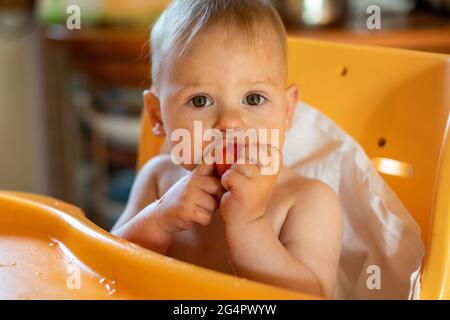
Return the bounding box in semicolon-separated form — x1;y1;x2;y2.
168;128;217;171
253;115;287;150
266;104;290;149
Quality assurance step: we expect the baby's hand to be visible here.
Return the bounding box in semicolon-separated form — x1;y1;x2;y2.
219;144;280;226
153;163;224;233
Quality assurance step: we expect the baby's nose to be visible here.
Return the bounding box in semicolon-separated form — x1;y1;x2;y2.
214;108;244;132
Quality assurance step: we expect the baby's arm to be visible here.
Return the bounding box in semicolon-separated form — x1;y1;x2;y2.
221;163;343;298
278;180;343;296
111;156;171;253
111;156;224;254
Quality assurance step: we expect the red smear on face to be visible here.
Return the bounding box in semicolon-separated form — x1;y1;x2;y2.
215;143;239;178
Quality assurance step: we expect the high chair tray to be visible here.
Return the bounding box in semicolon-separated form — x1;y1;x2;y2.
0;191;314;299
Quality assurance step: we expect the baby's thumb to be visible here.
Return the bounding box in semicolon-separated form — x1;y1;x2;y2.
194;162;215;176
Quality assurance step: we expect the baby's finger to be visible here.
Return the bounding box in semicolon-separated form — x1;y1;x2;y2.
237;144;260;167
232;162;260;179
197;175;225;200
193;205;213;226
194;162;216;176
221;167;247;195
196;189;219;214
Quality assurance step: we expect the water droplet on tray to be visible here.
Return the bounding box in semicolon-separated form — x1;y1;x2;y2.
99;277;117;296
0;262;16;267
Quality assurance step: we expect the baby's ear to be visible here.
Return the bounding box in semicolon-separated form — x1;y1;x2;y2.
285;84;299;130
143;87;166;137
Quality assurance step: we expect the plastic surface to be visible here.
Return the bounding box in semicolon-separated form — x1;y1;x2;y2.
0;191;313;299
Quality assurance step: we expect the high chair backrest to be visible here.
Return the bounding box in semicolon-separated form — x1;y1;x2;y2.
138;38;450;299
285;38;449;247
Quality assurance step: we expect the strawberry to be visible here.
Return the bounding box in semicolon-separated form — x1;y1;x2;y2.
215;142;239;177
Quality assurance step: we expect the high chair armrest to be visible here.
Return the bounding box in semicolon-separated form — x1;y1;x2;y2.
0;191;317;299
0;191;86;218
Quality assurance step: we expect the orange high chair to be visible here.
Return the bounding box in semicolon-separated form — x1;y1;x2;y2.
0;38;449;299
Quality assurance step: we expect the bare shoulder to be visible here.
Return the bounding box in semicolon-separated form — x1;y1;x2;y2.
128;154;176;210
139;154;187;194
292;177;341;213
139;154;174;178
279;176;343;244
112;155;183;232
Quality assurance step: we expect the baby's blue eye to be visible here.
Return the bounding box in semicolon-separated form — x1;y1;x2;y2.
243;94;267;106
190;95;212;108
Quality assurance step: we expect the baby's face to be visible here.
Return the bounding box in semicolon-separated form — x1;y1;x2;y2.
146;23;298;171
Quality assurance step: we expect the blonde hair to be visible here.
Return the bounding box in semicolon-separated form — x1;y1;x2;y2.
150;0;287;89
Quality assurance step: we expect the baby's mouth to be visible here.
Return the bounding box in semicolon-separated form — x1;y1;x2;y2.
216;131;247;160
214;141;240;177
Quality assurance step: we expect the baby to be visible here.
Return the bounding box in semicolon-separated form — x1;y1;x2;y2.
112;0;343;298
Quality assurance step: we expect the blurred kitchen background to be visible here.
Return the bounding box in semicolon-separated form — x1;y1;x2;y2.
0;0;449;230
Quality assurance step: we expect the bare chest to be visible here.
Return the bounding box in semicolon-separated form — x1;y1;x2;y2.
165;189;294;274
